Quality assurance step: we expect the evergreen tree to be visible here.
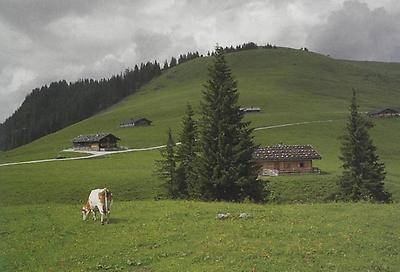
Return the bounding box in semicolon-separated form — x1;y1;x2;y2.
0;60;163;150
197;47;264;202
157;129;181;198
176;104;198;198
338;90;391;202
170;57;177;68
163;60;169;70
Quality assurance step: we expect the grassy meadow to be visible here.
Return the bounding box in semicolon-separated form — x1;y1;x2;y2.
1;201;399;271
1;48;400;271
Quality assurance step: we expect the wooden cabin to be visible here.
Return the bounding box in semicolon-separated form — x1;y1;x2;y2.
368;108;399;118
72;133;120;151
120;117;152;128
253;145;322;176
239;107;261;113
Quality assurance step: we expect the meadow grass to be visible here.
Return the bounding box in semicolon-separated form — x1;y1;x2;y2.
1;201;399;272
0;151;163;207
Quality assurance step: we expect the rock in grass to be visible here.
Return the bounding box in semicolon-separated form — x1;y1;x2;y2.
239;213;251;219
216;213;231;219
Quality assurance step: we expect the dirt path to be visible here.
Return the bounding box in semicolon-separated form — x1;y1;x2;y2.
0;145;168;167
254;119;340;131
0;119;341;167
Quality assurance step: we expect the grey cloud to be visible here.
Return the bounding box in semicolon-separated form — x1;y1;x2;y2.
1;1;399;122
307;0;400;61
0;0;96;32
133;30;174;63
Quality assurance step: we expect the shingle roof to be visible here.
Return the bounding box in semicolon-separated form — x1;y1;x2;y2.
368;108;399;115
120;117;152;125
72;133;120;143
240;107;261;112
253;145;321;161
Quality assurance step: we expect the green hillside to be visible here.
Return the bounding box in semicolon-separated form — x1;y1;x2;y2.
2;48;400;163
1;47;399;199
1;48;400;271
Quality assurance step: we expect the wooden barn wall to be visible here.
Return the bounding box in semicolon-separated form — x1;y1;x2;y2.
256;160;313;173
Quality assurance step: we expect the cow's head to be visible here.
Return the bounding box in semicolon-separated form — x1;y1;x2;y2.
81;204;90;220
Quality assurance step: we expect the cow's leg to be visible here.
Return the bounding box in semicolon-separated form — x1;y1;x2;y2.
100;211;105;225
98;204;105;224
91;209;97;221
106;210;110;224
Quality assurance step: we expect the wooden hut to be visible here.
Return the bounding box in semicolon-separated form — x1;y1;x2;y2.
72;133;120;151
368;108;399;118
239;107;261;113
120;117;152;128
253;145;321;176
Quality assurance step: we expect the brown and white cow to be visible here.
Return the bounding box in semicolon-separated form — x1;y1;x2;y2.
81;188;113;224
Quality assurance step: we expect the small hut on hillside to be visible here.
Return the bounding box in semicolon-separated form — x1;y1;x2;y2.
72;133;120;151
120;117;152;128
368;108;399;118
239;106;261;113
253;144;321;176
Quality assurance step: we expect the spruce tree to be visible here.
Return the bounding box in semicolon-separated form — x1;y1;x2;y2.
176;104;198;198
170;57;177;68
197;47;264;202
157;129;180;198
339;91;391;202
163;60;169;70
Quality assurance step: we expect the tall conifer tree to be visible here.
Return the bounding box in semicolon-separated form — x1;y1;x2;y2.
157;129;180;198
176;104;198;198
163;60;169;70
170;57;177;68
197;47;264;202
339;90;390;202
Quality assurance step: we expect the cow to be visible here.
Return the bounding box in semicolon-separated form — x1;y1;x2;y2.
81;188;113;224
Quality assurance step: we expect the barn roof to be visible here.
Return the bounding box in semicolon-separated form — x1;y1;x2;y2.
368;108;399;115
253;145;322;161
120;117;152;125
72;133;120;143
240;107;261;112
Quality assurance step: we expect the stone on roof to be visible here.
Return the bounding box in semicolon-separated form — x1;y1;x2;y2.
253;145;321;161
72;133;120;143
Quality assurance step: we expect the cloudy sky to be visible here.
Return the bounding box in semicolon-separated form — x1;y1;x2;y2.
1;0;399;122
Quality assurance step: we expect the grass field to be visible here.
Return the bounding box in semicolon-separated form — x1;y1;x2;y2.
1;48;400;271
1;201;399;271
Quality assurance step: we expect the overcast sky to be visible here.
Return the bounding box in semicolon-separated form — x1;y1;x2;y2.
1;0;399;122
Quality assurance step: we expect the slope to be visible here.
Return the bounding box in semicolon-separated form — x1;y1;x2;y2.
1;48;399;162
1;47;400;202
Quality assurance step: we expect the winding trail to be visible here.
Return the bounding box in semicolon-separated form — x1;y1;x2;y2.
254;119;339;131
0;119;342;167
0;145;168;167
